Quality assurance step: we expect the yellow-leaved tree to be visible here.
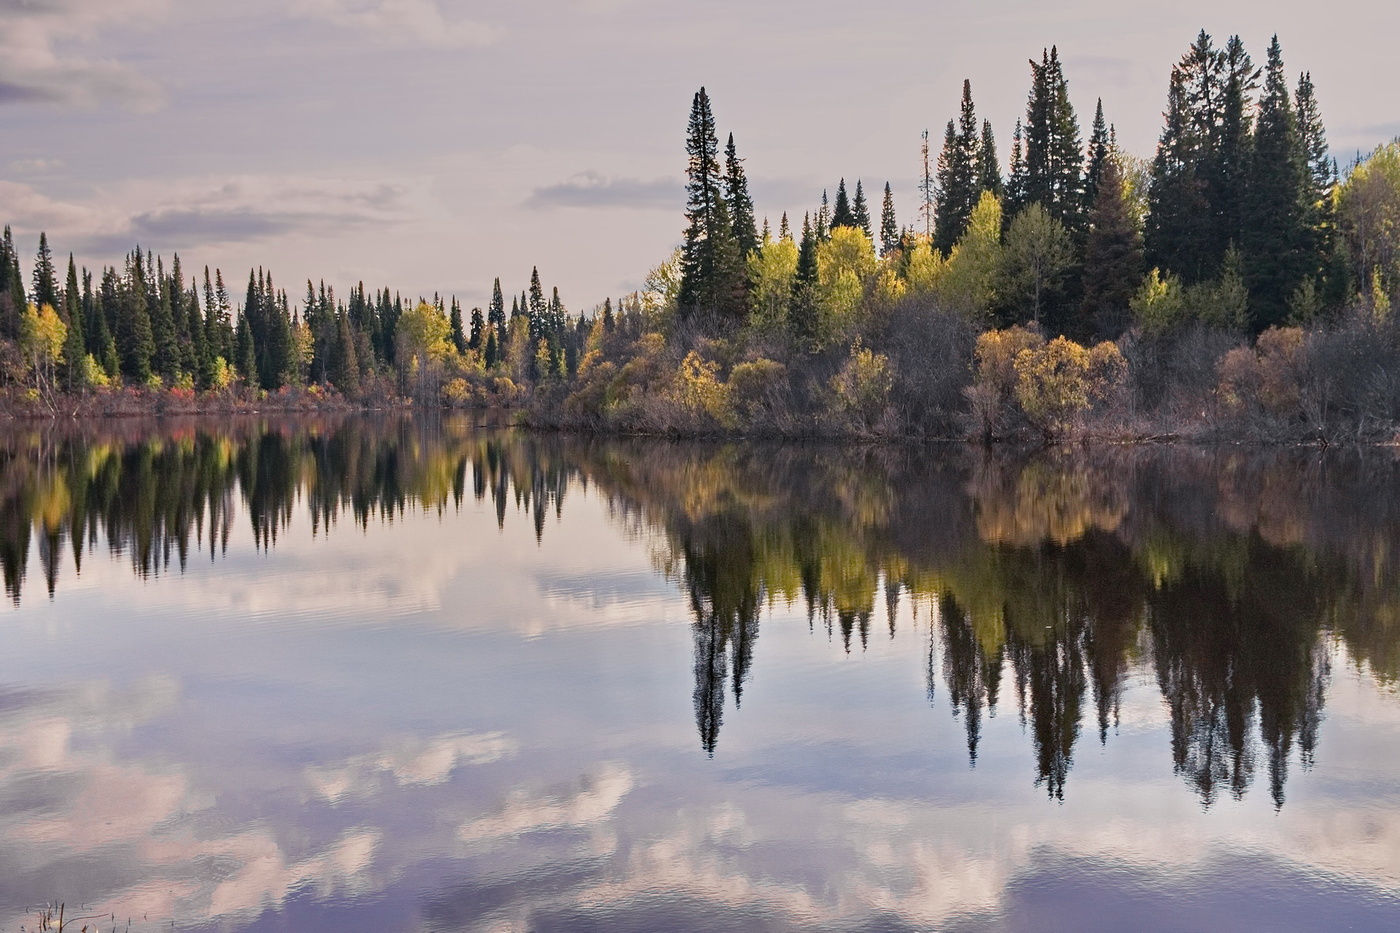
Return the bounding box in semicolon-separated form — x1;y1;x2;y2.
396;300;452;400
747;235;798;333
939;191;1002;317
20;302;67;402
815;226;877;343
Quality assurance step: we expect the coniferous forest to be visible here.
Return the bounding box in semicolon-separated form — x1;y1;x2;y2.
4;30;1400;441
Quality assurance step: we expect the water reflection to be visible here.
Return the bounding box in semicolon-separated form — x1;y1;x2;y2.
0;418;1397;816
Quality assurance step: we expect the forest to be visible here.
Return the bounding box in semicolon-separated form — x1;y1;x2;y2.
3;30;1400;442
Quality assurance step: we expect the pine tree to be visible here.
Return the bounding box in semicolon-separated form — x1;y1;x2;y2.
830;179;855;230
31;232;58;312
978;120;1002;198
1022;47;1083;231
935;79;983;255
1082;156;1145;338
724;133;759;257
677;87;746;322
880;182;900;256
852;180;872;239
1241;35;1309;329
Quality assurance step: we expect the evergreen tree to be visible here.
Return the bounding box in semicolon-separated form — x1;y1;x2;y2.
1082;156;1145;338
1216;35;1258;262
830;179;855;230
151;257;178;381
528;266;547;338
880;182;900;256
935;79;983;255
978;120;1003;198
449;298;467;354
790;213;819;342
484;328;499;368
1022;47;1084;231
852;180;872;239
1294;70;1334;284
469;306;484;351
678;87;746;322
31;232;58;312
1007;120;1028;219
779;212;791;241
723;133;759;257
1084;99;1111;211
61;255;86;389
488;277;506;343
1241;35;1309;329
0;226;25;340
118;254;154;383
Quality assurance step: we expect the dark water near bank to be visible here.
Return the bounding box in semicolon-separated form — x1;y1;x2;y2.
1;415;1398;932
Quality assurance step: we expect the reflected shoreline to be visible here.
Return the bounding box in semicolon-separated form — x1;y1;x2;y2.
2;414;1397;808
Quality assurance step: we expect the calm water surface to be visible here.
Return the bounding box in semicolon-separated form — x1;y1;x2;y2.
1;415;1398;932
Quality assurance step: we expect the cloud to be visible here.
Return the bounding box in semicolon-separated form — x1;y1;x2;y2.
526;171;682;211
0;0;168;109
306;731;517;802
294;0;502;48
2;173;427;256
459;763;633;843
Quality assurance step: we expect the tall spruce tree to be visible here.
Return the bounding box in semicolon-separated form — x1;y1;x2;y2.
1006;120;1028;219
1294;70;1333;285
0;226;24;339
880;182;900;256
678;87;746;322
1084;99;1111;211
723;133;759;257
1022;47;1084;231
61;255;86;389
978;120;1003;198
118;253;154;383
935;79;983;255
1241;35;1309;329
830;179;855;230
31;233;58;312
1081;156;1145;338
852;180;872;239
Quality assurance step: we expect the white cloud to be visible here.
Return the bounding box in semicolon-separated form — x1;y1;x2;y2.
0;0;168;109
293;0;502;48
307;731;518;802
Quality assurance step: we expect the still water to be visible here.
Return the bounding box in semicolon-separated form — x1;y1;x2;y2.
1;415;1398;932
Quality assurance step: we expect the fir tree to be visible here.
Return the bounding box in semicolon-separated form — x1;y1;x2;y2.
1082;156;1145;338
1084;99;1110;211
449;298;467;354
61;255;86;389
830;179;855;230
724;132;759;257
31;232;58;312
852;180;872;239
978;120;1002;198
1241;35;1309;329
469;306;484;351
935;79;982;255
880;182;900;256
677;87;746;322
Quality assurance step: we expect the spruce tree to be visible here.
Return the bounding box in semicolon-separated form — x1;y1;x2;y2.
880;182;900;256
978;120;1002;198
528;266;547;339
1294;70;1333;284
0;226;23;339
488;277;506;342
935;79;982;255
1022;47;1084;231
1006;120;1028;220
449;298;467;354
1241;35;1308;329
790;213;819;342
852;180;872;239
469;306;484;351
830;179;855;230
724;133;759;257
118;253;154;383
62;255;86;389
1146;65;1217;282
1084;99;1110;211
31;232;58;312
1082;156;1145;338
677;87;746;322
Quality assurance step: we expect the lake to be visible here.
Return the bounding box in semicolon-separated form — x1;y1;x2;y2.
1;415;1398;932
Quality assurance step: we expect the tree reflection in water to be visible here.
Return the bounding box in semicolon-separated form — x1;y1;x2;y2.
1;416;1394;806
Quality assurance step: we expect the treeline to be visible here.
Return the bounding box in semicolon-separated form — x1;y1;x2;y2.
539;31;1400;440
0;227;593;409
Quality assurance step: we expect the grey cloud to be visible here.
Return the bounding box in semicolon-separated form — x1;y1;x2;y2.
293;0;502;48
527;172;681;211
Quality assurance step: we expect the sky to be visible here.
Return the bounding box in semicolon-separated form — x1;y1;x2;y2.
2;0;1398;314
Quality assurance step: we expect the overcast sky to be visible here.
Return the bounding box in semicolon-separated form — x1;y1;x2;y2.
2;0;1397;313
